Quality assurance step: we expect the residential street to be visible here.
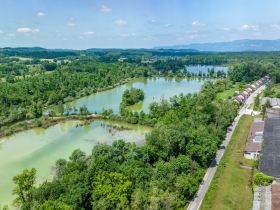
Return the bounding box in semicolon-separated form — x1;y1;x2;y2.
187;85;266;210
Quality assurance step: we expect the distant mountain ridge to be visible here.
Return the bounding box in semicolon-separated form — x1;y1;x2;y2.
152;39;280;52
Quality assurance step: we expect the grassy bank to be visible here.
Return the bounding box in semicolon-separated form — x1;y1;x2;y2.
216;84;239;100
200;115;261;210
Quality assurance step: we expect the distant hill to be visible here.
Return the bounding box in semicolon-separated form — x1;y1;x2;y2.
152;39;280;52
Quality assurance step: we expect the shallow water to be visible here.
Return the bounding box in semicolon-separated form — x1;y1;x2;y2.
55;77;209;115
0;120;152;206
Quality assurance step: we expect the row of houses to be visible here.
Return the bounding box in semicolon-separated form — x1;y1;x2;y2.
233;75;270;105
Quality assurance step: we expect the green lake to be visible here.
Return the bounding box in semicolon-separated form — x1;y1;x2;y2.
61;77;210;115
0;120;152;206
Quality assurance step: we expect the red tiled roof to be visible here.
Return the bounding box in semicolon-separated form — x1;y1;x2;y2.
235;96;243;102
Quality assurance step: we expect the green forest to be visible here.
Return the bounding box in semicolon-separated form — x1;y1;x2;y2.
0;49;279;209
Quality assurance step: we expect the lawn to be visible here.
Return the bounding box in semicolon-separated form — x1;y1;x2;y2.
216;83;239;100
200;115;261;210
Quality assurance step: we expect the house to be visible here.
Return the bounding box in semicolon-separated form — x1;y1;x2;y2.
237;94;244;100
245;88;252;95
253;82;260;88
250;84;256;90
239;91;247;98
257;80;263;85
233;96;243;105
244;120;264;159
246;87;253;92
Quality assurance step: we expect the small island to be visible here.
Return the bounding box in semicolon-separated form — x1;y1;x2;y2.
119;87;145;115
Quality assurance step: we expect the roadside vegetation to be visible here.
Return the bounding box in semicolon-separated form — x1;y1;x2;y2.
200;115;261;210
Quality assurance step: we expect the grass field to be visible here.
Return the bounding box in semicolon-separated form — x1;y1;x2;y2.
200;114;261;210
216;83;239;100
10;56;69;63
1;71;54;82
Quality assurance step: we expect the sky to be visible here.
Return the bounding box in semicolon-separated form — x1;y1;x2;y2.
1;0;280;49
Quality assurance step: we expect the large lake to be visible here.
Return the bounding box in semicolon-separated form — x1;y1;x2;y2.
58;77;211;115
0;120;152;206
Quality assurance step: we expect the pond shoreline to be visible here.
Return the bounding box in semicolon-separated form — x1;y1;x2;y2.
1;114;153;139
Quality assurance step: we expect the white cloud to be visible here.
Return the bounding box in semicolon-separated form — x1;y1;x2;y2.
99;5;113;12
191;21;206;27
0;30;3;33
6;34;15;36
69;18;75;20
79;36;84;39
223;28;230;31
67;23;75;27
84;32;94;35
239;24;259;31
33;29;40;33
187;34;198;39
57;33;61;37
164;24;170;27
271;24;280;30
37;12;46;17
17;28;40;33
115;20;128;26
3;37;10;40
90;7;95;9
121;34;136;37
107;38;113;40
151;20;157;23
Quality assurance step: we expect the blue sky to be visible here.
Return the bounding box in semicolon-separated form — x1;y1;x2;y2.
1;0;280;49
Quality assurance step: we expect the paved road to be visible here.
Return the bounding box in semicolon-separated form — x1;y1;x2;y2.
187;85;266;210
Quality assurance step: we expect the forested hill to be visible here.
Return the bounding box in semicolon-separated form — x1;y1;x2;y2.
152;39;280;52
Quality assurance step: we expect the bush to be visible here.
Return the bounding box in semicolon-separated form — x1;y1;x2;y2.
4;129;13;136
254;172;274;185
64;97;74;103
130;117;138;124
37;120;42;127
147;118;157;127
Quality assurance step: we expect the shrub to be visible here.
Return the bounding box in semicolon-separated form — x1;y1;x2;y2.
4;129;13;136
254;172;274;185
37;120;42;127
130;117;138;124
147;118;157;127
